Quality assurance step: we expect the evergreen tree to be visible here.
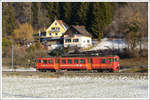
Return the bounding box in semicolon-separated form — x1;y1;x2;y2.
2;3;16;37
71;2;80;25
77;2;90;25
63;3;72;24
90;3;115;38
44;2;60;22
104;3;115;26
90;3;104;38
31;3;39;29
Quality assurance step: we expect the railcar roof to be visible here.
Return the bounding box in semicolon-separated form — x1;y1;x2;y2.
36;55;119;59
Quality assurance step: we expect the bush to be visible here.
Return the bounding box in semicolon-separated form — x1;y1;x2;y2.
2;38;12;57
48;47;69;57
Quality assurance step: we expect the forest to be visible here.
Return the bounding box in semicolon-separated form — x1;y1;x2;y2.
2;2;148;68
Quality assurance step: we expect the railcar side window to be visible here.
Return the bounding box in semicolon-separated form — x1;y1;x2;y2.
88;58;91;63
108;58;111;62
68;59;72;64
56;59;59;64
80;59;85;64
43;60;47;64
38;60;41;63
41;60;43;63
101;59;105;63
74;59;78;64
48;60;53;64
62;59;66;64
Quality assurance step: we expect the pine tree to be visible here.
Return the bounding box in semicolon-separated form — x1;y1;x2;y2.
77;2;89;25
2;3;16;37
63;3;72;24
90;3;105;38
71;2;81;25
90;3;115;39
31;3;39;29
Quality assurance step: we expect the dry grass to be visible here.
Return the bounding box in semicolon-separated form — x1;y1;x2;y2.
120;57;148;67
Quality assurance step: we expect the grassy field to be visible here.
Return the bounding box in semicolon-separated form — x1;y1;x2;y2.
119;57;148;73
120;57;148;67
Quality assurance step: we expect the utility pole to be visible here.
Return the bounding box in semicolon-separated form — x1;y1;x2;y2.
12;44;14;71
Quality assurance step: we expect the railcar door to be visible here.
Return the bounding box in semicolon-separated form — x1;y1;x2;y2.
38;58;48;70
86;58;92;70
107;57;113;69
47;58;55;69
54;58;60;70
36;58;43;70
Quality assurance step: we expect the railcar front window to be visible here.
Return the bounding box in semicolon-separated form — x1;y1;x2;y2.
62;60;66;64
74;59;78;64
80;59;85;64
101;59;105;63
113;58;117;62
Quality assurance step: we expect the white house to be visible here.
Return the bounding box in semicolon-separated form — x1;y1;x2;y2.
64;25;92;48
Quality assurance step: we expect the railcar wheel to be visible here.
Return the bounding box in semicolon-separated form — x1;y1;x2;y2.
43;70;46;72
97;69;103;72
109;69;114;72
103;69;110;73
38;69;42;72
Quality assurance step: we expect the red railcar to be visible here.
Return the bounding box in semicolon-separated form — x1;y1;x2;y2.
36;56;120;72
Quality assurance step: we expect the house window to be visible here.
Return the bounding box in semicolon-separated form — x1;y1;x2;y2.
56;27;60;31
75;32;78;34
83;40;86;43
87;40;90;43
65;39;71;43
55;23;57;25
55;33;58;35
49;33;51;35
73;39;79;42
51;27;55;30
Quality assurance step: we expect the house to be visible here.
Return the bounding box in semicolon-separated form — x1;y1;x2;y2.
64;25;92;48
43;20;69;49
46;20;68;38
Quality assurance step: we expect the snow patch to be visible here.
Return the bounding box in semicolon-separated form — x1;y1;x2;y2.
2;67;36;72
91;38;127;51
2;76;148;98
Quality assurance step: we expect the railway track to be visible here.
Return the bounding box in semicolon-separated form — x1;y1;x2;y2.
2;71;148;79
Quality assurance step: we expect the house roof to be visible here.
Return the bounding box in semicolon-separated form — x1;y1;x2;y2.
55;20;68;30
64;25;91;37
